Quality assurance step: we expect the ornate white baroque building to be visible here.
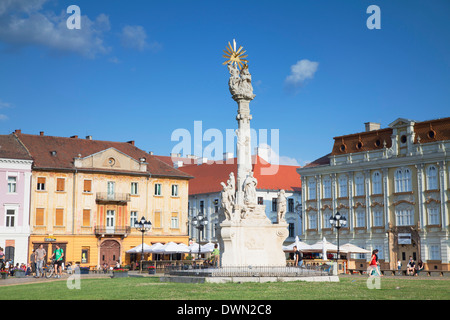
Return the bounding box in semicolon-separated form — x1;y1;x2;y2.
297;118;450;271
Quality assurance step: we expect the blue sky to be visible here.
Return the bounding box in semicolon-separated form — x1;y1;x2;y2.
0;0;449;166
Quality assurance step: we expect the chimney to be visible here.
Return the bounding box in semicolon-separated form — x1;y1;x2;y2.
86;136;92;140
40;131;44;136
70;135;78;139
14;129;21;134
197;157;208;165
174;160;184;168
127;140;135;146
148;151;154;155
364;122;381;132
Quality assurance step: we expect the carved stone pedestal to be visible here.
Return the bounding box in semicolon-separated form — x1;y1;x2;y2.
219;205;289;267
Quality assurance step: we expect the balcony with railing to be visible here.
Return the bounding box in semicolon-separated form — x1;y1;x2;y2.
96;192;130;204
94;226;131;236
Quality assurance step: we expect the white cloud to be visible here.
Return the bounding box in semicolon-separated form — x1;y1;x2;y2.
0;1;111;58
0;114;8;121
120;25;161;52
0;99;12;109
285;59;319;87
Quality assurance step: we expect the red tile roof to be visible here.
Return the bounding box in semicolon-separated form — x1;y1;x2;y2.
0;134;33;160
173;155;301;195
14;132;192;179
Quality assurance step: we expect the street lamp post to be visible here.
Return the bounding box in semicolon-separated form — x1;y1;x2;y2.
329;212;347;262
135;216;152;272
192;211;208;260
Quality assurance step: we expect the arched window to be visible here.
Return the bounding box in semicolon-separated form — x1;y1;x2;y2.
355;174;365;196
426;165;438;190
338;176;348;198
372;171;382;194
323;177;331;199
394;168;412;193
308;178;316;200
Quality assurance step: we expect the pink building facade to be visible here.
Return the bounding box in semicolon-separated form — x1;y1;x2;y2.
0;135;33;265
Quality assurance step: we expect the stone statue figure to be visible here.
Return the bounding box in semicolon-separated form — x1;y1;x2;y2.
277;189;287;223
220;172;236;221
227;62;254;98
243;172;258;205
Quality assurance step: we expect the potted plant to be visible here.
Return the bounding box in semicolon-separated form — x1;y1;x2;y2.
13;268;26;278
0;270;8;279
147;265;156;275
79;267;90;275
112;268;128;278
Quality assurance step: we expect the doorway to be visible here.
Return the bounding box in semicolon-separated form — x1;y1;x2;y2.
100;240;120;267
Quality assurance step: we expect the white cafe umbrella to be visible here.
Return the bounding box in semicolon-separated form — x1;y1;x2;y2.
154;242;190;254
282;241;313;252
340;243;371;254
148;242;164;253
322;237;327;261
126;243;153;254
309;239;338;253
201;242;217;253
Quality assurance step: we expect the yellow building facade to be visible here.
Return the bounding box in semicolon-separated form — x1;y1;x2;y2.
16;131;192;268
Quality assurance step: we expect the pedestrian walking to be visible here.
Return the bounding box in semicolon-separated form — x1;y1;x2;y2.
35;244;46;278
30;249;36;276
50;244;64;278
293;246;303;268
368;250;381;277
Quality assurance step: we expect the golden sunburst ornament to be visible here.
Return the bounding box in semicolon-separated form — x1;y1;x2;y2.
222;39;248;69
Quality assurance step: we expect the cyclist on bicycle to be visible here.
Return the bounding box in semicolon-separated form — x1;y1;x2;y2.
50;244;64;278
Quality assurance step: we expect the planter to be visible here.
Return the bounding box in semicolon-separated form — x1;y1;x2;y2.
80;268;90;275
14;270;26;278
148;269;156;275
0;273;8;279
112;271;128;278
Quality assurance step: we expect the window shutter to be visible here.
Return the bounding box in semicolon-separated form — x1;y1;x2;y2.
36;208;44;226
56;178;65;192
83;209;91;227
37;177;46;184
154;211;161;228
55;209;64;226
84;180;92;192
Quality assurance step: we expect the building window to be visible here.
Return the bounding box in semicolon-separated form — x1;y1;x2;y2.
7;176;17;193
130;211;138;227
154;211;161;228
356;210;365;228
83;180;92;193
37;177;46;191
6;209;15;227
323;178;331;199
323;212;332;229
394;168;412;193
308;178;316;200
372;171;382;194
81;247;90;264
55;209;64;226
373;210;383;227
288;198;294;212
373;245;384;260
288;223;295;238
355;175;364;196
272;198;277;212
82;209;91;227
257;197;263;205
214;199;219;213
308;212;317;230
429;245;440;260
338;176;348;198
154;183;162;196
426;166;438;190
56;178;65;192
35;208;45;226
131;182;138;195
199;200;204;214
427;207;440;225
395;208;414;226
171;213;179;229
171;184;179;197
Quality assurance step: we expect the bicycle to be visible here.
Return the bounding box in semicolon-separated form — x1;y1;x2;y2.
44;259;56;279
